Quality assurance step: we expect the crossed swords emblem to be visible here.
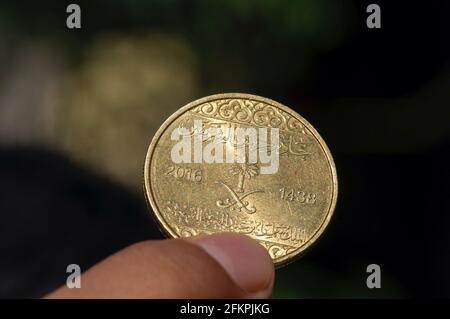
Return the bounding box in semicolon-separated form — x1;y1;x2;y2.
215;163;264;214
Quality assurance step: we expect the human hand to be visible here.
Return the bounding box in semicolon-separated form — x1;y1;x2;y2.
46;233;274;298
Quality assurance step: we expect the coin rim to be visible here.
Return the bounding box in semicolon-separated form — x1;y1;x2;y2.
144;93;338;268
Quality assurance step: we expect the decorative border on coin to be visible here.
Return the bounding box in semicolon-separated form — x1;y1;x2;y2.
144;93;338;268
189;99;310;134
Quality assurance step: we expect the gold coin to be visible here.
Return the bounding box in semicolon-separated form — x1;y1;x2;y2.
144;93;337;267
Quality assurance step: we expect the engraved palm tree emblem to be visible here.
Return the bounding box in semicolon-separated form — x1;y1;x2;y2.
230;163;259;193
216;163;264;214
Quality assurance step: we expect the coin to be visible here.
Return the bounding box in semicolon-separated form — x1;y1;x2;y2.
144;93;337;267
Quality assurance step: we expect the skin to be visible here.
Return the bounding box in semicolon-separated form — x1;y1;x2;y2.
46;233;275;299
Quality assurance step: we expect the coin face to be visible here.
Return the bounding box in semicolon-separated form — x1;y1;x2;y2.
144;93;337;267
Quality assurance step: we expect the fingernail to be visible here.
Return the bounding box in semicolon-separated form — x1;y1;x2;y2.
190;233;274;298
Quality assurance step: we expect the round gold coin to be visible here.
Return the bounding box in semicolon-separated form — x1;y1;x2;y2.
144;93;337;267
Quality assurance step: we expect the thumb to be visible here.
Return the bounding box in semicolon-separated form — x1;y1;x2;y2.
46;233;275;298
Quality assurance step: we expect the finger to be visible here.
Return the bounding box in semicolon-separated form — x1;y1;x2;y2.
45;233;274;299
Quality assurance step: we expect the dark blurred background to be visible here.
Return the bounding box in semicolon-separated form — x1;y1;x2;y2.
0;0;449;298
